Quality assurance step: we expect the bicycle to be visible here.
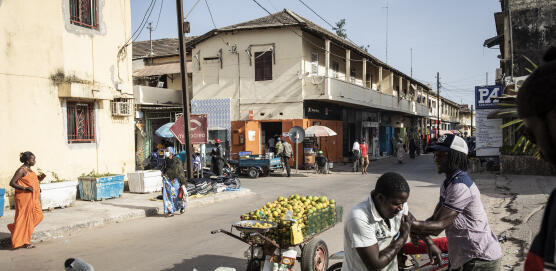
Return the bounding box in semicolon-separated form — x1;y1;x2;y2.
327;237;449;271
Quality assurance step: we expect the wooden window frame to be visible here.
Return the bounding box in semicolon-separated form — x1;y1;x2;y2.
69;0;99;29
254;51;273;81
67;101;96;143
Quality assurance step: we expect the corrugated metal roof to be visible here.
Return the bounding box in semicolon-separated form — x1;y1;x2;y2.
187;9;431;90
133;62;192;77
132;37;196;59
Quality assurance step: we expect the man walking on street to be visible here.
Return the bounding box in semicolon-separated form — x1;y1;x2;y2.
352;139;361;172
281;139;293;177
518;47;556;271
411;134;503;270
360;138;369;175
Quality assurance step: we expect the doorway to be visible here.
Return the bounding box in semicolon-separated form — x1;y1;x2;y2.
260;122;282;154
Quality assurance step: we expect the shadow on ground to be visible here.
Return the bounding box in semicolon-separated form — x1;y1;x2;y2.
161;254;246;271
0;232;11;250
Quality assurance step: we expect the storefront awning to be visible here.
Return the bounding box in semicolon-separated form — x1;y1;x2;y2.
133;62;192;77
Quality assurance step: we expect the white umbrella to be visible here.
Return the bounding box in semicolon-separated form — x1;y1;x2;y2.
305;125;337;137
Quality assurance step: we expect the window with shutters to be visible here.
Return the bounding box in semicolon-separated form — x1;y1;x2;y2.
254;51;272;81
67;102;96;143
310;51;319;75
69;0;99;29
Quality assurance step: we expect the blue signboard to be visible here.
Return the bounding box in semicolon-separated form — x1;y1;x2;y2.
475;85;502;109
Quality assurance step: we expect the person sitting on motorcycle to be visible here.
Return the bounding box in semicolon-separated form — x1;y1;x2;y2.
342;172;441;271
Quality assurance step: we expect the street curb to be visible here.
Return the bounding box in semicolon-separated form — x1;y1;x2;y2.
1;189;254;245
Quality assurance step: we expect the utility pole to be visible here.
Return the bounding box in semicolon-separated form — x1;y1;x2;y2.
436;72;440;136
470;105;474;137
176;0;194;179
147;22;154;56
410;48;413;78
383;0;389;64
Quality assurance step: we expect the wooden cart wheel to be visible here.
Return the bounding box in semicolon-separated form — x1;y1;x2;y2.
301;239;329;271
248;167;259;179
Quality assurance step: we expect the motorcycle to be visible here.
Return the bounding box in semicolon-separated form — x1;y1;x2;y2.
327;237;450;271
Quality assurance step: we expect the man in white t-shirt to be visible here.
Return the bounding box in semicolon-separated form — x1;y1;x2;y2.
342;172;438;271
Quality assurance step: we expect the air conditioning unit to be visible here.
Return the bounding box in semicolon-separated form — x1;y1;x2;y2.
111;98;133;116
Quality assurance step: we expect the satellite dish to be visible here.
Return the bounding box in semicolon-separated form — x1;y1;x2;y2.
289;126;305;143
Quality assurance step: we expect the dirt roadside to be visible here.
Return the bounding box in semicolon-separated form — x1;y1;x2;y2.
475;173;556;270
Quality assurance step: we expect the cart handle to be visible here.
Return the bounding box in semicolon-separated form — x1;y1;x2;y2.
211;229;253;246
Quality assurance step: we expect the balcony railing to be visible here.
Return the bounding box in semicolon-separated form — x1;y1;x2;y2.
304;76;428;116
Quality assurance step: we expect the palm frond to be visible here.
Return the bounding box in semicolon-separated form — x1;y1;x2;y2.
500;118;523;128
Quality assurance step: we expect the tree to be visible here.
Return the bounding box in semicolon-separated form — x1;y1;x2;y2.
334;19;347;39
359;45;370;52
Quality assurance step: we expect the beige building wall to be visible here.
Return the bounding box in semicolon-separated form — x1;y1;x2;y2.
0;0;134;204
192;28;304;121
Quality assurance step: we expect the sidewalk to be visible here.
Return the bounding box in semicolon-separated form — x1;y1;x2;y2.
0;188;254;245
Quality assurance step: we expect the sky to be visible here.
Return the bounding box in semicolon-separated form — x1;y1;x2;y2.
131;0;502;106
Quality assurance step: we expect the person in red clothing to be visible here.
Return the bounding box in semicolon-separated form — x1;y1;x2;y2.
518;47;556;271
360;138;369;175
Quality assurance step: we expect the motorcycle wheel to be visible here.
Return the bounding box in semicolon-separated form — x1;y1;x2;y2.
301;239;329;271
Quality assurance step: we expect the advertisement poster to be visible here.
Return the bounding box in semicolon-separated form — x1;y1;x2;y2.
475;85;503;156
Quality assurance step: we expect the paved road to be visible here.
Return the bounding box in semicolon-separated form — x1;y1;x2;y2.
0;154;447;270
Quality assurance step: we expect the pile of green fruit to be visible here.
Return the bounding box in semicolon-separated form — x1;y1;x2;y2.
240;194;338;244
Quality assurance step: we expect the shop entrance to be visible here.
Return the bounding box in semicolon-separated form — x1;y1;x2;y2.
260;122;282;154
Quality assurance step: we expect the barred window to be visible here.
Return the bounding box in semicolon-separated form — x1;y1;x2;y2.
69;0;98;29
67;102;96;143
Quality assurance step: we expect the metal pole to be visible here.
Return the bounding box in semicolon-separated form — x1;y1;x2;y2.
470;105;474;137
295;134;299;174
436;72;440;136
176;0;194;179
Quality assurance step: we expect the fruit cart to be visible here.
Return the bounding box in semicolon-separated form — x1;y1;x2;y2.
211;194;343;271
228;155;283;179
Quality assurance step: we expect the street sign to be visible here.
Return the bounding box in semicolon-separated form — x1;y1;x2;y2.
288;126;305;174
289;126;305;143
170;114;208;145
475;85;502;109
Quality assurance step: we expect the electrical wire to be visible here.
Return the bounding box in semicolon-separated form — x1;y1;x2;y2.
132;0;157;41
297;0;361;47
184;0;203;20
119;0;157;57
153;0;164;31
203;0;230;47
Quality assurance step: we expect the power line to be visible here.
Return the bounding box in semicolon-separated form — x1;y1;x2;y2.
297;0;361;50
132;0;157;41
204;0;217;29
119;0;157;57
203;0;230;47
153;0;164;31
184;0;203;20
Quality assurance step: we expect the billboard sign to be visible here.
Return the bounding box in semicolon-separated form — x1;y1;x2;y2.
475;85;502;109
170;114;209;145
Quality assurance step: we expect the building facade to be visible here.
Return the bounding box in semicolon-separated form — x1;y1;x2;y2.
1;0;134;204
188;9;433;163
